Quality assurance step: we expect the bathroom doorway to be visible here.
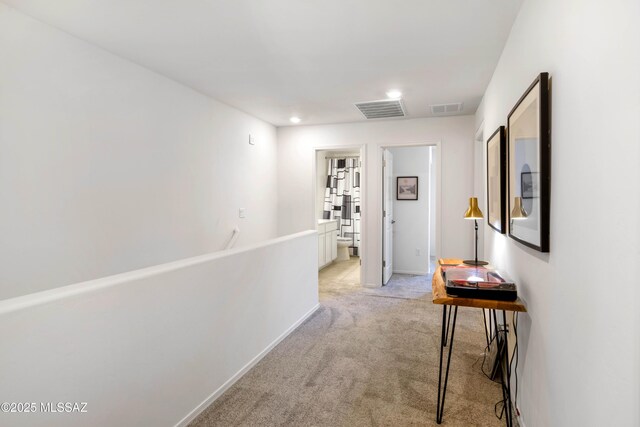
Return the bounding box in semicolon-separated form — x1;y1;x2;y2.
313;146;365;289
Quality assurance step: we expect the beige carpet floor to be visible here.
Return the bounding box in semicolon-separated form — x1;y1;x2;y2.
190;258;505;426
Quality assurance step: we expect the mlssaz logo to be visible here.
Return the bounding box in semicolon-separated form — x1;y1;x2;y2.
40;402;88;413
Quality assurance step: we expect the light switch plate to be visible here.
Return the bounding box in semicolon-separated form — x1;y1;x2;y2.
239;208;246;218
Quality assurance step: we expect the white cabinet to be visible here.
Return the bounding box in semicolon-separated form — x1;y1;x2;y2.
318;232;326;267
317;220;338;270
325;233;332;264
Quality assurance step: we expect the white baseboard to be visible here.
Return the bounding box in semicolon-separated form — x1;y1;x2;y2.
362;282;381;288
392;269;429;275
175;303;320;427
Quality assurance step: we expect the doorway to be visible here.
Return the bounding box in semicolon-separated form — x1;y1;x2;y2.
382;145;437;286
313;146;365;288
473;124;485;261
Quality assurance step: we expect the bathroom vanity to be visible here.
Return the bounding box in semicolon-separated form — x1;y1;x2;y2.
317;219;338;269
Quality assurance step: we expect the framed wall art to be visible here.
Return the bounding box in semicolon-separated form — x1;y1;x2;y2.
486;126;506;234
507;72;551;252
521;172;539;199
396;176;418;200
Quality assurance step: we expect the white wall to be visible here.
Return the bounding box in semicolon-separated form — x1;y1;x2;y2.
477;0;640;426
389;146;430;275
0;4;278;300
428;148;436;257
316;151;327;221
277;116;475;287
0;231;319;427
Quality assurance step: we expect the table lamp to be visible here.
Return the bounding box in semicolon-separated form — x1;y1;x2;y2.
463;197;488;266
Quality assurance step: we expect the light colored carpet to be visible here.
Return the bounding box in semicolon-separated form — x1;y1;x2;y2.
190;258;504;426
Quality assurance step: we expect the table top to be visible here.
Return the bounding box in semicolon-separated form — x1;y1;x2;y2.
432;258;527;312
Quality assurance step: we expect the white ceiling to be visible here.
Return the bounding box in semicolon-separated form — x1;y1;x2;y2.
4;0;523;126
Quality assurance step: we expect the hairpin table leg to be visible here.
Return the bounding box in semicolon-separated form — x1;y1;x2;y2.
436;305;458;424
443;305;453;347
482;309;490;348
502;310;514;427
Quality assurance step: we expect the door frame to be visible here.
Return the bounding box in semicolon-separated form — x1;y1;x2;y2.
473;121;485;261
378;142;442;285
312;144;367;286
382;149;394;284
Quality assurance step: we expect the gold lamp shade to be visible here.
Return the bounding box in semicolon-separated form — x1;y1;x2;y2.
511;197;528;220
462;197;488;265
463;197;484;220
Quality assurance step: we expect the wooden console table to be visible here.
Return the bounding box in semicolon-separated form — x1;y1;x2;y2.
432;258;526;426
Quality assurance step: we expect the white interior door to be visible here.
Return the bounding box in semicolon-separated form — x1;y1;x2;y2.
383;149;393;284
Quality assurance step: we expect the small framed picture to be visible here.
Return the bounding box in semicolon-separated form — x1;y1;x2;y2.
397;176;418;200
521;172;539;199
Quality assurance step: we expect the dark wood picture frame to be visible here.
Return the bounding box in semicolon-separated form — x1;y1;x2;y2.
507;72;551;252
396;176;418;200
486;126;506;234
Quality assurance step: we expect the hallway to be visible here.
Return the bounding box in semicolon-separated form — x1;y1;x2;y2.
191;259;503;426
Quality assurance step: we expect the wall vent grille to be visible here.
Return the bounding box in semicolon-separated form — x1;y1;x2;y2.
355;99;406;119
430;102;464;115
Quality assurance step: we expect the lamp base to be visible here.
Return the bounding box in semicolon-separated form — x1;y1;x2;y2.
462;259;489;266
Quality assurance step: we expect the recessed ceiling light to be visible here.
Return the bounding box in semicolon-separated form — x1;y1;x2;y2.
386;90;402;99
290;116;301;124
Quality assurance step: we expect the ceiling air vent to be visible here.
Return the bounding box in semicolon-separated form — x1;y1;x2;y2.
430;102;464;115
355;99;406;119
